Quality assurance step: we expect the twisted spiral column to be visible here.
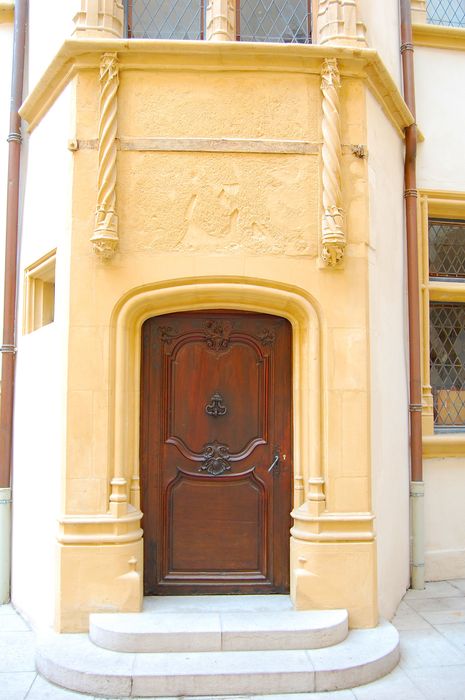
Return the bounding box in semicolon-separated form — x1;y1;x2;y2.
91;53;119;259
320;58;345;267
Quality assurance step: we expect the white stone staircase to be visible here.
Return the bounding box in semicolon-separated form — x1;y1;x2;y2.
36;596;400;697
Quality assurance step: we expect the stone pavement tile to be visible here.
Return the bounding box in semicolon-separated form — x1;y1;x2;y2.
421;609;465;625
403;582;463;600
351;666;425;700
182;696;250;700
449;579;465;594
435;622;465;653
101;692;356;699
0;630;36;672
404;665;465;700
110;695;355;700
0;671;36;700
26;674;94;699
0;602;17;615
406;596;465;613
398;628;465;669
0;612;31;631
391;602;432;631
253;692;355;699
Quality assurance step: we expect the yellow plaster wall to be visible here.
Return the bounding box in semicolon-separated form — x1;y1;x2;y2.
118;70;321;141
54;54;381;630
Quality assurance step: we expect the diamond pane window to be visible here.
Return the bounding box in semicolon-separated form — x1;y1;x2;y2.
238;0;312;43
430;302;465;427
427;0;465;27
429;219;465;279
126;0;205;40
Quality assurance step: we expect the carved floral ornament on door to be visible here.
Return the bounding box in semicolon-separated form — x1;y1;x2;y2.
157;317;279;477
158;318;276;352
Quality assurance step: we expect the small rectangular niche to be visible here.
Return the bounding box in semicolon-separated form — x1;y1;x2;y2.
24;250;56;334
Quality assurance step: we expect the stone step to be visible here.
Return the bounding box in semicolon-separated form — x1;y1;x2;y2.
89;609;349;652
36;620;400;698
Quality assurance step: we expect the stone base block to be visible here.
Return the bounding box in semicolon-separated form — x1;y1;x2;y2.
290;537;378;628
56;539;143;632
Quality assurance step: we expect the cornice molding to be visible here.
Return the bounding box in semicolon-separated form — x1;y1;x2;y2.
413;22;465;51
19;38;415;139
420;189;465;218
423;433;465;458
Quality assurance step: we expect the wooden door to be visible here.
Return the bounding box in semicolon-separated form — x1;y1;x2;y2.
140;311;292;594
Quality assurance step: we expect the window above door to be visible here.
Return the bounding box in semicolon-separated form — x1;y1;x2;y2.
126;0;206;40
124;0;312;43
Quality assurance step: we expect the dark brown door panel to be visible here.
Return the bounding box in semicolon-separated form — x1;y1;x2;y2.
140;311;292;594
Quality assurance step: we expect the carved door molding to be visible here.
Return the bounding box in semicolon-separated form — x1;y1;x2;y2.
140;310;292;594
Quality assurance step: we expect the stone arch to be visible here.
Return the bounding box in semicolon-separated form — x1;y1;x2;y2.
108;277;324;519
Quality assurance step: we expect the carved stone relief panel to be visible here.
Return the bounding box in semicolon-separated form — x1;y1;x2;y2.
117;153;318;256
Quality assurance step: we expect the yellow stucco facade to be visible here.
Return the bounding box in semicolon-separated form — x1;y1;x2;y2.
15;3;415;633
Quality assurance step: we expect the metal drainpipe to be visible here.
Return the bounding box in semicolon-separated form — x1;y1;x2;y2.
0;0;28;604
400;0;425;590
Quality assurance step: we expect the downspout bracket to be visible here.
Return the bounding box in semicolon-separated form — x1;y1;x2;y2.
6;131;22;144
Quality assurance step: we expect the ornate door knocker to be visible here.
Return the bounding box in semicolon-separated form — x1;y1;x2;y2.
205;393;227;417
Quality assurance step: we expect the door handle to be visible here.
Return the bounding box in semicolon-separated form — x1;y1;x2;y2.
268;451;280;474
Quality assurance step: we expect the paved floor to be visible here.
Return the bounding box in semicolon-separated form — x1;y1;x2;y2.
2;580;465;699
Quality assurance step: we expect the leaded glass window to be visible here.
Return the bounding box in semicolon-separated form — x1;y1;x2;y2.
430;302;465;427
427;0;465;27
127;0;205;40
238;0;311;43
125;1;312;43
429;219;465;279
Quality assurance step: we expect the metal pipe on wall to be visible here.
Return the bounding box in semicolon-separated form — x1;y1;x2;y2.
399;0;425;590
0;0;28;604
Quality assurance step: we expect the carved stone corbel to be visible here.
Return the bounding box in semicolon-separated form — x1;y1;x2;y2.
206;0;236;41
91;53;119;259
317;0;367;47
320;58;345;268
73;0;124;38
